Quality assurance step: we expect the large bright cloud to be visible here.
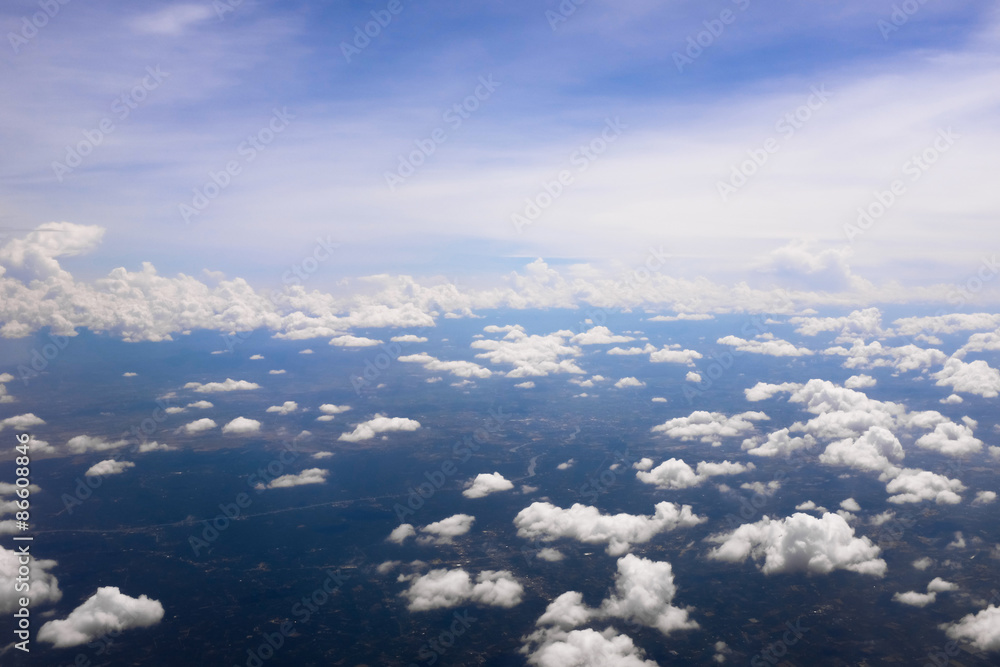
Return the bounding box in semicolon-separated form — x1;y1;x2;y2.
707;512;886;577
635;458;753;490
471;328;584;377
0;545;61;613
400;568;523;611
651;411;768;446
463;472;514;498
338;415;421;442
514;501;704;556
932;358;1000;397
942;605;1000;653
37;587;164;648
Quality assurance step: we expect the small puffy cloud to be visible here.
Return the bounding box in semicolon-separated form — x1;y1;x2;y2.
913;557;934;570
338;415;420;442
928;577;959;593
463;472;514;499
973;491;997;506
840;498;861;512
707;512;886;577
266;401;298;415
947;532;966;549
472;328;584;377
187;400;213;409
608;344;656;356
316;404;351;422
557;459;576;470
268;369;286;375
37;587;164;648
299;349;314;354
649;346;702;365
914;421;983;456
571;326;634;345
399;352;493;379
940;394;964;404
66;434;130;453
745;382;801;402
0;413;45;432
893;590;937;607
330;335;382;347
845;374;876;389
614;377;645;389
255;468;328;490
819;426;904;478
514;501;705;556
717;335;813;357
636;458;753;490
652;411;768;446
633;458;654;472
536;548;564;562
685;371;702;383
597;554;699;635
387;524;416;545
0;545;61;612
515;381;536;388
311;451;333;459
742;428;815;457
942;605;1000;652
391;334;428;343
651;397;667;403
401;568;523;611
222;417;261;435
249;354;264;360
183;378;261;393
932;358;1000;397
84;460;135;477
886;468;965;505
122;372;137;377
795;500;818;511
417;514;475;545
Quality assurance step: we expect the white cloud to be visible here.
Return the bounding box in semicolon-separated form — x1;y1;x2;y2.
651;397;667;403
338;415;421;442
928;577;959;593
636;458;753;490
391;334;428;343
84;460;135;477
268;369;286;375
717;335;813;357
37;587;164;648
399;352;492;378
266;401;299;415
472;328;584;377
649;313;714;322
913;557;934;570
522;626;658;667
222;417;261;435
652;411;768;446
973;491;997;505
940;393;964;404
818;426;904;479
0;413;45;432
319;404;351;416
893;590;937;607
254;468;328;490
65;434;130;453
514;501;705;556
597;554;699;635
249;354;264;360
0;545;61;613
400;568;522;611
886;468;965;505
463;472;514;499
649;346;702;365
330;335;383;347
790;308;884;340
915;421;983;456
707;512;886;577
685;371;702;382
515;381;536;388
742;428;815;457
183;378;261;393
607;344;656;356
932;358;1000;397
840;498;861;512
745;382;801;402
614;377;645;389
557;459;575;470
187;400;213;409
571;326;634;345
942;605;1000;652
417;514;475;545
387;523;416;545
536;548;564;562
845;374;876;389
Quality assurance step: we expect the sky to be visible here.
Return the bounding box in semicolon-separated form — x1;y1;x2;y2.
1;0;998;294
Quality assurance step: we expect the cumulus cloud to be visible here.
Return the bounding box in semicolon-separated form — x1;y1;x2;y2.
515;381;536;388
614;377;645;389
942;605;1000;652
651;411;768;446
893;590;937;607
597;554;699;635
417;514;475;545
266;401;299;415
472;328;584;377
400;568;523;611
391;334;428;343
649;313;714;322
0;545;61;613
685;371;702;383
745;381;802;402
790;307;883;340
886;468;965;505
84;460;135;477
184;378;260;394
463;472;514;499
822;340;947;373
649;346;702;365
840;498;861;512
37;587;164;648
522;626;657;667
338;415;421;442
222;417;261;435
707;512;886;577
915;421;983;456
0;413;45;433
387;523;416;544
819;426;904;479
65;434;130;453
330;334;383;347
255;468;328;490
570;326;634;345
514;501;705;556
845;374;876;389
399;352;492;379
933;358;1000;397
636;458;753;490
717;335;813;357
187;400;213;409
742;428;815;457
973;491;997;505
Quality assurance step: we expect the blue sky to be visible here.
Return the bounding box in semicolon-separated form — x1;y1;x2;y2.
1;0;998;293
